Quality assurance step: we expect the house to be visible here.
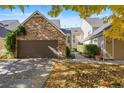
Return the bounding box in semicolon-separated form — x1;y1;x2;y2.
81;18;104;44
15;11;66;58
50;20;72;48
83;21;124;60
0;20;20;49
60;28;71;48
70;27;84;48
50;20;84;49
0;11;83;58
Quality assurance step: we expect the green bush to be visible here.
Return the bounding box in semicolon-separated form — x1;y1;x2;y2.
82;44;99;58
5;25;26;53
70;48;77;52
77;45;83;53
0;49;14;59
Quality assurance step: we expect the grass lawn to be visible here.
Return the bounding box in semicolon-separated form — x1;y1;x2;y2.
44;61;124;88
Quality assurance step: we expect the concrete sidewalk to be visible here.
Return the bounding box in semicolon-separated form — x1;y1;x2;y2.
73;52;124;65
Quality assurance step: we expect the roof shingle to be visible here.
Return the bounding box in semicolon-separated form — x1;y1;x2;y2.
0;20;20;37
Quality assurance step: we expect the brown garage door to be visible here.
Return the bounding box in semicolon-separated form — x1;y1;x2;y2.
17;40;58;58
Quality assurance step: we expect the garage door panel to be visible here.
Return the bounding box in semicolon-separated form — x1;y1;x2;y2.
17;40;58;58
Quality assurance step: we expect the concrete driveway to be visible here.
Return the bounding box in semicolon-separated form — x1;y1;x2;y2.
0;58;54;88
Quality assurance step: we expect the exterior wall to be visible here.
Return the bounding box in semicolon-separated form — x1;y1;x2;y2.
83;40;92;44
70;28;84;48
66;33;71;48
81;19;93;44
113;39;124;59
103;38;124;60
92;36;104;47
0;38;4;50
16;13;66;57
104;38;113;59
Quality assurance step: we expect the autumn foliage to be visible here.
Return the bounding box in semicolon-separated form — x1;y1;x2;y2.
1;5;124;40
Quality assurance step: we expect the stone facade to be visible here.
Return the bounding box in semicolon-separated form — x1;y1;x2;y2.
0;38;4;50
16;12;66;57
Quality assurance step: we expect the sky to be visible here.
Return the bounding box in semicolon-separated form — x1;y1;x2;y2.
0;5;113;28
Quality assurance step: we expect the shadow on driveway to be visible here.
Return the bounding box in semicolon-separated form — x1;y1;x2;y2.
0;58;54;88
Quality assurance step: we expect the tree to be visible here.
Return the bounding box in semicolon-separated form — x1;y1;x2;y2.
1;5;124;40
48;5;124;40
0;5;25;13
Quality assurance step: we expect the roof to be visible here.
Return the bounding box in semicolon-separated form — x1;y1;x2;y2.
22;11;66;36
86;18;104;28
70;27;83;33
0;20;20;30
0;23;4;27
50;19;61;28
0;20;20;37
60;28;71;34
91;21;112;37
83;21;112;41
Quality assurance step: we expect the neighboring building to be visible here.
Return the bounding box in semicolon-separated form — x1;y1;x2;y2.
61;28;71;48
70;27;84;48
16;11;66;58
50;20;84;49
0;20;20;50
83;21;124;60
51;20;72;48
50;19;84;49
81;18;104;44
0;20;20;38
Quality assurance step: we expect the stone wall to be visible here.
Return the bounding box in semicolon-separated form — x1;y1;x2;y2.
16;12;66;57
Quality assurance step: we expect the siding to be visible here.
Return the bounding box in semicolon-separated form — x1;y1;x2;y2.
114;39;124;59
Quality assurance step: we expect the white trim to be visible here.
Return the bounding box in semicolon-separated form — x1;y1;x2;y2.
21;10;66;36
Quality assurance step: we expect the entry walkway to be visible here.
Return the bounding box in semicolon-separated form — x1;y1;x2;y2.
73;52;124;65
74;52;93;62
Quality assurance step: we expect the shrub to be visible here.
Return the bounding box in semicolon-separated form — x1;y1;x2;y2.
70;48;77;52
82;44;99;58
0;49;14;59
4;25;26;53
77;45;83;53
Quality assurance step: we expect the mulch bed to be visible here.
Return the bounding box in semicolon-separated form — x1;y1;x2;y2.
44;61;124;88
